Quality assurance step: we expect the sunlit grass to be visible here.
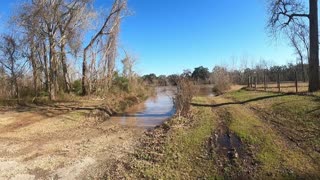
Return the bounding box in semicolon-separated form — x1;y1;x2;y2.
226;90;320;178
137;96;219;179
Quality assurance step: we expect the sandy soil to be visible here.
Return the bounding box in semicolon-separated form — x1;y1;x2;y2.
0;106;143;179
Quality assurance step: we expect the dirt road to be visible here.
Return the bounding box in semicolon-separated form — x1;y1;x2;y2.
0;106;142;179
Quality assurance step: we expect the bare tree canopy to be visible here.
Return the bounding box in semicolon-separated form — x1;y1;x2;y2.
267;0;319;92
287;23;309;82
0;35;26;98
82;0;127;95
0;0;128;99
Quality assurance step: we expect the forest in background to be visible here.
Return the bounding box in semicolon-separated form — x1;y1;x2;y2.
0;0;319;104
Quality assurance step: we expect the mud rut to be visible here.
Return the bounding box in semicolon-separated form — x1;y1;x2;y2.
206;108;258;179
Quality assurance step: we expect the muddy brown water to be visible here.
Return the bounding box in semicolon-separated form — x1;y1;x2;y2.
111;85;214;128
197;85;215;97
110;87;176;128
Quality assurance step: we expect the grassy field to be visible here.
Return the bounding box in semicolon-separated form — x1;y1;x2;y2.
131;88;320;179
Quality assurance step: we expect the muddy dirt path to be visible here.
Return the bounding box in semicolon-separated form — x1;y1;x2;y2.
207;100;258;179
0;107;142;179
205;95;320;178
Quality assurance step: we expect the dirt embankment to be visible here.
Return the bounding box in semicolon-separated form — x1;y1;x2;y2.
0;96;145;179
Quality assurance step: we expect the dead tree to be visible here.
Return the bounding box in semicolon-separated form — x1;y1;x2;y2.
287;23;309;82
0;35;25;98
16;0;94;99
82;0;126;95
268;0;319;92
58;0;93;93
121;49;136;79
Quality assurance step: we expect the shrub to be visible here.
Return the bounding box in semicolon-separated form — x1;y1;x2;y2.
174;78;198;117
72;79;82;95
112;75;130;92
211;66;231;94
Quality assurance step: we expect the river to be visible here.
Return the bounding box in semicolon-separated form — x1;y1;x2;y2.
110;85;214;128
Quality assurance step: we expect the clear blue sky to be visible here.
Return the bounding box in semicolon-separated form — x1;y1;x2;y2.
0;0;295;76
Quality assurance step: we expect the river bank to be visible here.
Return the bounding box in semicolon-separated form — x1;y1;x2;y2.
127;88;320;179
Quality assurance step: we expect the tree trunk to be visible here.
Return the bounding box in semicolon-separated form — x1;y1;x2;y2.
82;50;87;95
277;72;280;92
60;43;71;93
49;37;57;100
43;43;49;93
30;47;38;96
297;51;306;82
301;60;306;82
308;0;319;92
295;69;298;93
264;71;267;91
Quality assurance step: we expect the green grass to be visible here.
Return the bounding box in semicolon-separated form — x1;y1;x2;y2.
135;96;219;179
132;90;320;179
226;89;275;102
228;106;297;177
225;89;320;178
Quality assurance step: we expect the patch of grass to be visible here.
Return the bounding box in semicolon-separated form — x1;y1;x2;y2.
226;89;275;102
227;105;318;178
134;96;219;179
68;110;87;119
225;89;320;178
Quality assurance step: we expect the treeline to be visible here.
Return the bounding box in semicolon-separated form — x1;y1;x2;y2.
0;0;147;101
143;62;312;87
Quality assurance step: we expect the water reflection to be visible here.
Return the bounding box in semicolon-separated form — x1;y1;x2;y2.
197;85;215;97
111;85;214;129
110;87;176;129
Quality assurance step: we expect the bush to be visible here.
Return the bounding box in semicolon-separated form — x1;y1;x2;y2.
211;66;231;94
112;75;130;92
174;78;198;117
72;79;82;95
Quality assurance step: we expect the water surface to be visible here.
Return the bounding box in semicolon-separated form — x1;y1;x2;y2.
111;85;214;129
110;87;175;128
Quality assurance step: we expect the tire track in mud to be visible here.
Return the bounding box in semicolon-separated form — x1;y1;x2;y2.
207;104;259;179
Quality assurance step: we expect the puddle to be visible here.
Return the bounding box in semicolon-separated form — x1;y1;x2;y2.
212;124;245;161
110;87;176;129
197;85;215;97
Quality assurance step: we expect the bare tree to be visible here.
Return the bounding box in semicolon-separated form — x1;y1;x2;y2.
121;49;136;79
58;0;93;93
268;0;319;92
15;0;94;99
0;35;26;98
82;0;127;95
287;23;309;82
211;66;231;94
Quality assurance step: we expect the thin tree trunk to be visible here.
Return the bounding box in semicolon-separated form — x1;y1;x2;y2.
308;0;319;92
60;43;71;93
295;69;298;93
30;45;38;96
43;42;49;93
254;76;257;90
264;71;267;91
49;36;57;100
82;50;87;95
300;58;306;82
277;72;281;92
